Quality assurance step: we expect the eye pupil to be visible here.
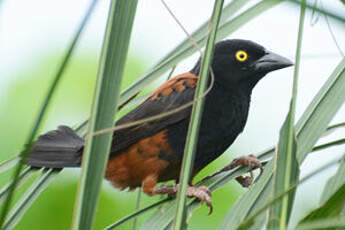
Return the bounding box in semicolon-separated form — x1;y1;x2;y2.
236;50;247;62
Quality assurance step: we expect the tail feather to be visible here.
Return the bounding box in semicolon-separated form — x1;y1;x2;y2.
26;126;84;168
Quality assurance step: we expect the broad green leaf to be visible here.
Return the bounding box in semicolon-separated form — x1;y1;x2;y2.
246;178;274;230
267;1;305;228
296;58;345;163
298;183;345;227
72;1;138;230
267;116;299;229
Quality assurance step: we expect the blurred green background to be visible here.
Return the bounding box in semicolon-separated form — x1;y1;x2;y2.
1;0;344;229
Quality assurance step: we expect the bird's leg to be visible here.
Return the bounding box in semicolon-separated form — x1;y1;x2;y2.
151;184;213;214
196;154;263;187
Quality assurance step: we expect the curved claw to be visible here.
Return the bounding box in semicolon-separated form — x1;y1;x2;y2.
186;186;213;215
233;154;263;187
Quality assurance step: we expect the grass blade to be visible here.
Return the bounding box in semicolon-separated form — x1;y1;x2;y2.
296;58;345;163
312;138;345;152
0;157;20;174
321;154;345;204
105;198;171;230
297;183;345;227
72;1;138;229
296;217;345;230
172;1;224;229
155;0;251;68
0;0;97;226
288;0;345;24
237;157;342;229
2;169;59;230
220;161;274;230
267;1;306;228
132;190;142;230
267;118;299;229
0;168;35;204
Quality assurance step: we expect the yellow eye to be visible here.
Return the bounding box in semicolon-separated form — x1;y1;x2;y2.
235;50;248;62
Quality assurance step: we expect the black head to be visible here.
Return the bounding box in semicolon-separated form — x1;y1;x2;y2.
192;39;293;90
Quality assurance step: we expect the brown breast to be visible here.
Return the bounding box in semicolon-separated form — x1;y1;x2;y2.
105;129;177;192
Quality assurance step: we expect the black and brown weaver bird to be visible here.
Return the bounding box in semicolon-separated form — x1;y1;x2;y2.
26;39;293;211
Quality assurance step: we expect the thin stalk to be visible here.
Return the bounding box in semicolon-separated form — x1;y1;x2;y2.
172;1;224;229
0;0;97;226
132;190;141;230
0;157;20;174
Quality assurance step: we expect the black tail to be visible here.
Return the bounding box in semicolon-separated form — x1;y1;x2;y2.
26;126;84;168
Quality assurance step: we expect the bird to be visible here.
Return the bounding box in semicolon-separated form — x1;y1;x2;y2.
25;39;293;212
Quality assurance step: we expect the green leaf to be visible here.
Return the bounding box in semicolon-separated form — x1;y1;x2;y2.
321;155;345;204
0;168;35;204
237;157;342;230
105;198;171;230
267;117;299;229
267;1;305;228
173;1;224;229
71;1;138;230
296;58;345;163
296;217;345;230
2;169;59;230
288;0;345;24
298;183;345;227
0;157;20;174
220;161;274;230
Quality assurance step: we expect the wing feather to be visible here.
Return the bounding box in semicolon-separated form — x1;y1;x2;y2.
110;72;198;156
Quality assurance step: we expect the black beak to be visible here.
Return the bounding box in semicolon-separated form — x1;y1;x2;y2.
253;50;293;72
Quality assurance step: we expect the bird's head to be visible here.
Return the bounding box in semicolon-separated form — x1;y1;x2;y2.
192;39;293;91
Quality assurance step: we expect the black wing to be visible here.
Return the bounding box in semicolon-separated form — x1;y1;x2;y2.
110;72;198;156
